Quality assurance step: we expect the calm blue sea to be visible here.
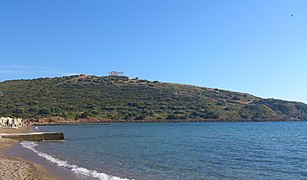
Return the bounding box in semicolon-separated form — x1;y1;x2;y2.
22;122;307;180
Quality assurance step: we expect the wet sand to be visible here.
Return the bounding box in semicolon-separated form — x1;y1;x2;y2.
6;143;92;180
0;127;55;180
1;127;91;180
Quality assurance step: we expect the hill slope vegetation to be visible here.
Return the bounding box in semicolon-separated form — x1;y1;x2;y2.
0;75;306;121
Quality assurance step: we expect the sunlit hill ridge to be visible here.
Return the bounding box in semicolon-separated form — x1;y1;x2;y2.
0;74;306;122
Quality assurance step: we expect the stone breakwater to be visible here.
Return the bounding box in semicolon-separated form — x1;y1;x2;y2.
0;132;65;141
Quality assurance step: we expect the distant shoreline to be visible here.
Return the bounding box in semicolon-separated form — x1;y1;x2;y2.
31;118;306;126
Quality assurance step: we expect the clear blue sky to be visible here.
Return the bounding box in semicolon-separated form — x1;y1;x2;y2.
0;0;306;103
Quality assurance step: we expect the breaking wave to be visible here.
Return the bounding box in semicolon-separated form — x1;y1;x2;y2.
20;142;131;180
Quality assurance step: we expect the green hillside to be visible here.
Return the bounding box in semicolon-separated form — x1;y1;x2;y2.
0;75;306;121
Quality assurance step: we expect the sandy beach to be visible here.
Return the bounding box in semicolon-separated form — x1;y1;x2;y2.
0;127;55;180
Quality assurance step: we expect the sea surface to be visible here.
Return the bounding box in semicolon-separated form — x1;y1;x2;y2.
21;122;307;180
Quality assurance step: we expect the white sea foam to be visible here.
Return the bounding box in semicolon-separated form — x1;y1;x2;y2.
20;142;131;180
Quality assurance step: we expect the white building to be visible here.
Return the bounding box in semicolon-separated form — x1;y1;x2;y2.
0;117;23;128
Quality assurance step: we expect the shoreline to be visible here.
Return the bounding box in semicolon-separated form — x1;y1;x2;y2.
1;126;92;180
6;142;91;180
0;127;55;180
32;117;306;126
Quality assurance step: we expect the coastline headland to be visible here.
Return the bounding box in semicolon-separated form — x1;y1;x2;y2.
1;75;307;122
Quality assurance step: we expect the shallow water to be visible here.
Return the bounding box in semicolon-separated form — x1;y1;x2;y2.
24;122;307;179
